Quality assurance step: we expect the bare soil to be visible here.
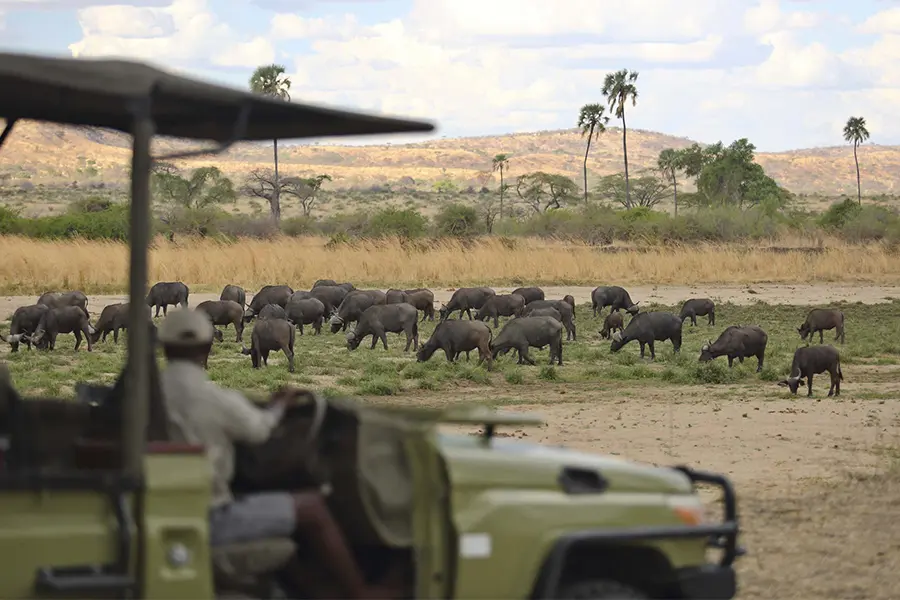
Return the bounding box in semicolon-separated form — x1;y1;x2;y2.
3;283;900;321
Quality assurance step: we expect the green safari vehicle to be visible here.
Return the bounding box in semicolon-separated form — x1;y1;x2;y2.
0;52;743;599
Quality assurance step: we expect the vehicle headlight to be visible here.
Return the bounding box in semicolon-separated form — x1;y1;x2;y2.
666;495;706;526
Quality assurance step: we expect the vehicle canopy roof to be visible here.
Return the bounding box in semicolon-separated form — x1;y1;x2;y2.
0;52;434;140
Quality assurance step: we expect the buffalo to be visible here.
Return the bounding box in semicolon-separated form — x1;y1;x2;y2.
220;284;246;309
416;320;493;369
258;304;288;321
680;298;716;326
241;318;296;373
244;285;294;321
0;304;49;352
511;287;545;305
491;316;563;366
196;300;245;343
521;299;576;341
562;294;576;318
527;307;562;323
329;290;383;333
599;312;624;340
345;303;419;352
699;325;768;372
285;297;326;335
30;305;95;352
90;302;153;344
778;345;843;397
386;288;436;321
591;286;639;317
313;280;355;293
610;311;682;360
798;308;845;345
475;294;526;328
439;287;496;321
37;290;90;318
146;282;189;317
308;285;352;316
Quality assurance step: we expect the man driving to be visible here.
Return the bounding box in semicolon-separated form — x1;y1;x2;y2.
157;308;389;598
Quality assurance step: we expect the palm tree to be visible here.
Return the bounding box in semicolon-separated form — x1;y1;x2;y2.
492;153;511;219
577;104;609;204
843;116;870;205
657;148;682;216
602;69;639;209
249;64;292;221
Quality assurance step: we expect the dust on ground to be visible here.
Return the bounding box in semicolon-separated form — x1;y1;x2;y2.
3;283;900;321
407;383;900;600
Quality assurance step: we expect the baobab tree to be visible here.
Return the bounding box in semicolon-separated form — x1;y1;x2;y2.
576;103;609;204
249;64;292;221
843;116;870;205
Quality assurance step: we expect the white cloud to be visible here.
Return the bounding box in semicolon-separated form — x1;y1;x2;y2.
212;35;275;68
269;12;358;40
743;0;823;36
856;7;900;35
77;5;174;38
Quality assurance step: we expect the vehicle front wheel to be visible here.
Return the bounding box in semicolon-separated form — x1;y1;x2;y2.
557;579;648;599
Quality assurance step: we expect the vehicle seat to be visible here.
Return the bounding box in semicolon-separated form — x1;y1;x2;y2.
212;538;296;598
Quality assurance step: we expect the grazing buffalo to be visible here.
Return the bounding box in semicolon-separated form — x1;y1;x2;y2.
562;295;576;318
196;300;245;343
386;288;435;321
416;320;493;369
244;285;293;321
527;307;562;323
591;286;639;317
511;287;545;305
146;282;189;317
285;297;326;335
30;306;95;352
699;325;768;372
220;284;246;309
313;280;355;293
345;303;419;352
475;294;526;328
610;311;682;360
798;308;845;344
491;316;563;366
90;302;152;344
37;290;90;318
680;298;716;326
599;312;624;340
307;285;352;316
778;345;843;397
241;318;295;373
0;304;49;352
258;304;288;321
329;290;382;333
521;300;576;341
440;287;496;321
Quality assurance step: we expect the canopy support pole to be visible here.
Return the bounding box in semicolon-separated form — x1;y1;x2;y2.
122;103;155;481
0;118;17;150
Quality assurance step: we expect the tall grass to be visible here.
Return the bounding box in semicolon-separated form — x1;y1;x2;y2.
0;235;897;294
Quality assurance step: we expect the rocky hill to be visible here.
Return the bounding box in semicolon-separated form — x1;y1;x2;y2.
1;119;898;196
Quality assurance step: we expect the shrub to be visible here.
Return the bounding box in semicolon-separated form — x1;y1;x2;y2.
367;208;428;238
434;203;480;237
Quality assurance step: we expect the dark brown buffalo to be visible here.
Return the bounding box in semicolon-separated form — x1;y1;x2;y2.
244;285;294;321
285;297;326;335
37;290;90;318
610;311;682;360
680;298;716;326
439;287;496;321
699;325;768;372
146;282;189;317
591;286;639;317
475;294;525;328
220;284;246;308
798;308;845;344
345;303;419;352
196;300;245;343
599;311;624;340
562;295;576;318
258;304;288;321
30;305;94;352
416;319;493;369
0;304;49;352
511;287;545;304
491;316;563;366
241;318;296;373
90;302;152;344
778;345;843;397
521;300;576;341
386;288;435;321
329;290;382;333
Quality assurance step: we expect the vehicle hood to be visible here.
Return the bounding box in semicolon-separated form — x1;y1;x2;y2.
436;432;694;495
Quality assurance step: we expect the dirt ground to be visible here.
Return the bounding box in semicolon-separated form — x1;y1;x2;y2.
3;283;899;597
3;282;900;321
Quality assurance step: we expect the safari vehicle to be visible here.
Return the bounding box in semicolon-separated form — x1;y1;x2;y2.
0;51;743;599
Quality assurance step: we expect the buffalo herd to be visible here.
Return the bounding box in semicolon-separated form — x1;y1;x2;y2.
0;281;850;397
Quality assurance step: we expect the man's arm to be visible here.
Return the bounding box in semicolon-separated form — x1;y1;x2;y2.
214;385;286;444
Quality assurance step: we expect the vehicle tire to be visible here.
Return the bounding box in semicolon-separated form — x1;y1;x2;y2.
557;579;648;599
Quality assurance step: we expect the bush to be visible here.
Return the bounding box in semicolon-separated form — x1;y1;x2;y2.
366;208;428;238
435;203;480;237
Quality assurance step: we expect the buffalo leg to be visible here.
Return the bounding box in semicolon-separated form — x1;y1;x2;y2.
262;350;270;366
444;347;455;362
807;375;814;397
50;333;57;351
404;330;413;352
519;345;536;366
833;369;841;396
690;314;697;327
493;315;499;328
379;332;389;350
756;353;765;372
74;330;82;351
162;305;168;317
837;327;845;344
727;356;734;368
648;340;656;360
738;356;744;363
819;330;824;344
638;341;646;359
479;345;493;371
83;327;93;352
298;322;304;336
709;311;715;326
282;346;295;373
236;321;244;343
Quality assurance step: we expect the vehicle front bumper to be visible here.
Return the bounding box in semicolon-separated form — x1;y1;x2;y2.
675;565;736;600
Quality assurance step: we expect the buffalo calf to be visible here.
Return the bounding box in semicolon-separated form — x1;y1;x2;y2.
680;298;716;326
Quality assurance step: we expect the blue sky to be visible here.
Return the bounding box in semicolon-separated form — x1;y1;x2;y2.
1;0;898;150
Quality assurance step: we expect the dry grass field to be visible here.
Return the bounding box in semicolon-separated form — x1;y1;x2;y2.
1;235;899;295
3;119;900;199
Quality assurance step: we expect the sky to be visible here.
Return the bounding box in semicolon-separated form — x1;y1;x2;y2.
0;0;897;150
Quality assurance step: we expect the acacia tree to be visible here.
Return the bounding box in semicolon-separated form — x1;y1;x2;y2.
595;171;669;209
151;164;236;209
843;116;870;205
602;69;639;208
515;172;579;213
249;64;292;221
576;103;609;204
657;148;682;216
283;174;333;217
491;153;511;219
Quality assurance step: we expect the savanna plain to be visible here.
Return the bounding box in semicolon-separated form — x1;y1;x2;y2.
2;236;900;599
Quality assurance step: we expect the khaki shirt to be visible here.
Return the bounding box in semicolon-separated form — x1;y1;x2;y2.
160;360;285;507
